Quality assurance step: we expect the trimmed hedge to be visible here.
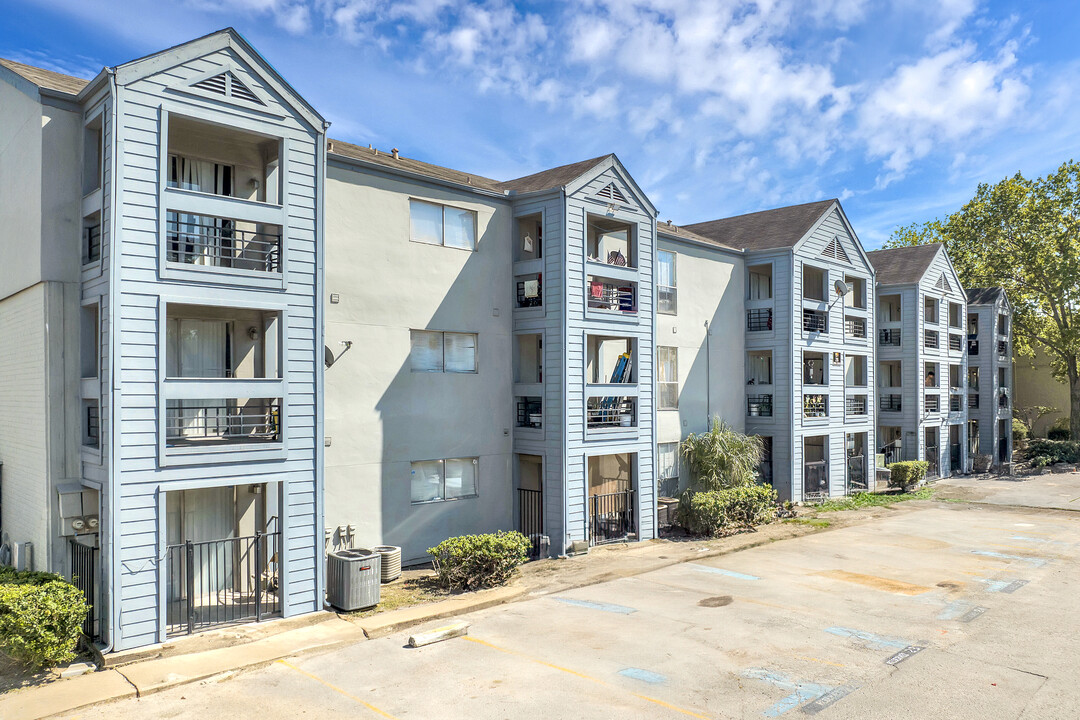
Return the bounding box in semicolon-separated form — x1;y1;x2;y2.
1026;439;1080;468
677;484;778;537
428;531;531;592
0;571;88;669
888;461;929;491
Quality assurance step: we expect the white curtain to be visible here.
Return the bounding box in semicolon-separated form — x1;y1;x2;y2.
749;271;771;299
167;319;229;439
444;333;476;373
444;458;477;499
443;207;475;250
411;461;443;502
170;156;225;265
749;353;771;384
657;251;675;288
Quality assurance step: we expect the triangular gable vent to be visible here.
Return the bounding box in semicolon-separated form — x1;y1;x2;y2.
822;236;850;263
935;273;952;292
597;182;628;204
192;72;264;106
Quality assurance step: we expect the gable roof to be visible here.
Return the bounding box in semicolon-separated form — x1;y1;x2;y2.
966;287;1006;306
657;221;739;251
496;155;610;193
0;58;90;95
329;139;502;192
682;199;836;252
866;243;943;285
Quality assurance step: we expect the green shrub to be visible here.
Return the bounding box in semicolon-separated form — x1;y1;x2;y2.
0;577;88;669
1025;439;1080;468
680;420;764;492
888;461;929;491
1048;427;1070;441
0;566;64;587
1012;418;1029;445
428;531;531;592
676;484;778;537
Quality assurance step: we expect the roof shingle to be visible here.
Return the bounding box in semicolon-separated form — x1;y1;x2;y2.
495;155;611;194
681;199;836;252
328;139;502;191
965;287;1006;305
657;221;738;251
865;243;943;285
0;58;90;95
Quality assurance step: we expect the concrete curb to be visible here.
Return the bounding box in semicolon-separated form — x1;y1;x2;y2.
351;586;528;639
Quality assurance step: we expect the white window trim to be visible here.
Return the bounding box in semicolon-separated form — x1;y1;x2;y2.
410;330;479;374
409;198;478;251
657;346;678;410
410;457;480;505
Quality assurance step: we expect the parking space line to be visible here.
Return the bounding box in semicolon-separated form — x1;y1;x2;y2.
277;660;399;719
813;569;931;595
688;565;761;581
463;636;711;719
551;597;637;614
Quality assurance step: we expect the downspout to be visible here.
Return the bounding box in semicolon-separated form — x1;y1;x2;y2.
102;67;120;654
316;125;330;610
704;320;711;429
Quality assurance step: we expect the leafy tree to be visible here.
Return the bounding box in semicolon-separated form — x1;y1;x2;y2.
887;160;1080;441
680;419;764;491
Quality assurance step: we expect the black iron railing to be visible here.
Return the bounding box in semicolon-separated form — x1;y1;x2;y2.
85;403;100;447
950;394;962;412
165;399;281;446
845;317;867;338
949;334;963;351
516;397;542;428
968;337;979;355
924;330;939;349
880;394;902;412
166;531;280;636
518;488;543;558
587;280;636;313
925;394;940;413
879;328;901;346
803;394;827;418
747;308;773;331
969;393;980;409
166;213;281;272
747;394;773;417
84;224;101;264
516;277;542;308
70;540;99;640
998;340;1008;357
880;443;901;467
804;461;828;499
589;491;634;545
846;455;867;494
926;447;940;476
803;309;827;333
846;396;867;416
586;397;636;429
998;391;1009;408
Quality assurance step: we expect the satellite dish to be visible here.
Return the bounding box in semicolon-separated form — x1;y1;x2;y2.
324;345;336;369
834;279;851;296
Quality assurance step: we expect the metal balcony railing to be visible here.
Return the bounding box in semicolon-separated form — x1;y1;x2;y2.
516;397;542;429
747;308;773;331
845;317;867;338
84;224;102;264
516;276;542;308
949;334;963;351
586;397;636;429
998;391;1009;408
968;337;979;355
803;309;827;333
85;403;100;447
998;340;1008;357
924;330;939;349
747;394;773;417
587;279;637;313
165;399;281;446
925;394;940;413
880;394;902;412
950;394;962;412
879;328;901;346
968;393;980;409
803;394;827;418
845;396;867;416
166;214;281;272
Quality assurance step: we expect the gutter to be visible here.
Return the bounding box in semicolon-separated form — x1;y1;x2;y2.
327;150;509;200
103;66;120;655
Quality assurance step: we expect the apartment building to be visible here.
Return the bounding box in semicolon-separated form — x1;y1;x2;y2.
965;287;1013;468
322;144;658;562
0;29;326;650
654;223;746;509
867;244;968;476
684;201;877;502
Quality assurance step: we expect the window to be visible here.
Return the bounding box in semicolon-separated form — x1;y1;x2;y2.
998;314;1008;335
410;330;477;373
657;442;681;497
82;114;103;195
924;296;938;323
802;265;826;301
657;346;678;409
587;215;634;267
748;351;772;385
516;213;542;261
968;312;979;336
587;335;634;384
845;355;867;387
844;275;867;309
748;264;772;300
880;294;901;323
410;458;478;503
949;302;962;328
657;250;677;314
82;400;100;449
409;199;477;250
81;303;99;379
803;351;827;385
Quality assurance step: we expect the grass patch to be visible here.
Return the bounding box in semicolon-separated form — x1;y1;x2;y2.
782;518;832;528
346;574;446;618
813;487;934;513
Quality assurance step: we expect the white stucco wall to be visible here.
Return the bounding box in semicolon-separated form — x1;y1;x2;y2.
0;80;44;301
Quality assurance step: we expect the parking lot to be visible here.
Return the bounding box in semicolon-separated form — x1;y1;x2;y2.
65;474;1080;719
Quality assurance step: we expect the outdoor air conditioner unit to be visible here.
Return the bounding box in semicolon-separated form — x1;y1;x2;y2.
0;533;33;571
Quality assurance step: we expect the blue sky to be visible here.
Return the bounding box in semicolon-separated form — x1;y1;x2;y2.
4;0;1080;247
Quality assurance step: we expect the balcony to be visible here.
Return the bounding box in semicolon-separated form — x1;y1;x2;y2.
587;276;637;315
803;394;828;418
586;396;637;430
747;308;773;332
968;337;979;355
969;393;980;409
166;213;281;273
997;340;1008;358
949;334;963;352
165;398;281;447
845;316;867;339
998;391;1009;409
924;330;939;349
84;223;101;264
747;394;773;417
803;308;827;334
879;328;901;346
516;397;542;429
845;396;868;417
880;394;902;412
516;273;542;309
925;394;940;413
950;394;962;413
